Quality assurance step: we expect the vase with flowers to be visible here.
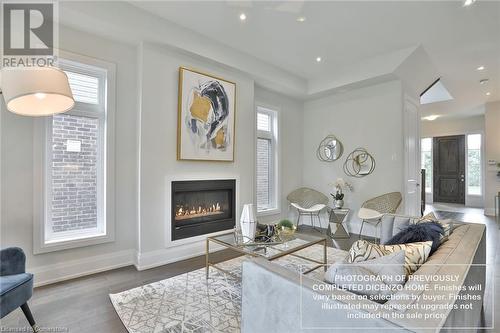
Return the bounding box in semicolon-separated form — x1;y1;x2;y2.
331;178;353;209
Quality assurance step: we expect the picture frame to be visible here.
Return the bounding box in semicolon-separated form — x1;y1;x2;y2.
177;67;236;162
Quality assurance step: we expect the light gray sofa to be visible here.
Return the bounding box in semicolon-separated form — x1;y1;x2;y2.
241;220;486;333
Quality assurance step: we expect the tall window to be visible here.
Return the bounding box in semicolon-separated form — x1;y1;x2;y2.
421;138;432;193
44;59;108;245
467;134;482;195
256;107;278;214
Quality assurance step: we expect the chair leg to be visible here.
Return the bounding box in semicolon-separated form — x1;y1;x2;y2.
359;220;365;240
375;219;382;244
310;213;321;232
20;303;38;332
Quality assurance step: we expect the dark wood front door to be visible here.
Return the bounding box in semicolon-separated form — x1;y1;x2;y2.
433;135;465;204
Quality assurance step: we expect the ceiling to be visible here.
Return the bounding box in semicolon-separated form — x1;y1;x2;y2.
131;1;500;118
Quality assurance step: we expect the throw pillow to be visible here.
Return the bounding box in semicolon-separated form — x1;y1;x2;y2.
385;221;444;254
324;251;406;303
346;240;432;277
413;212;452;243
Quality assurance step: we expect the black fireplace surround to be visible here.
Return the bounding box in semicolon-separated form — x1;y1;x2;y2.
171;179;236;241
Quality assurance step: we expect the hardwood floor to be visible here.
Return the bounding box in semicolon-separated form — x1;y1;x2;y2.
1;210;498;332
0;250;241;333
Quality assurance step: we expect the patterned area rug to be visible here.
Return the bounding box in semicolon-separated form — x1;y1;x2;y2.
110;244;347;333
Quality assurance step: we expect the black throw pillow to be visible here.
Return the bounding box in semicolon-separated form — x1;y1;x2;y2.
385;222;444;254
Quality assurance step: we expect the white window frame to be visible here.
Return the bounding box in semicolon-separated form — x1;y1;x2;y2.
34;51;116;254
256;106;279;216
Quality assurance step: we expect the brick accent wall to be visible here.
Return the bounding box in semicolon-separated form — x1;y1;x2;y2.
51;114;99;233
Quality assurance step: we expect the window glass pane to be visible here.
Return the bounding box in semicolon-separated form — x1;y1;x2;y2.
65;71;100;105
257;138;271;209
468;134;481;150
421;137;432;152
50;114;99;233
257;112;270;132
467;134;481;195
421;138;432;193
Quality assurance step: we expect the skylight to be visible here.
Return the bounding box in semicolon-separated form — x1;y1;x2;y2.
420;78;453;105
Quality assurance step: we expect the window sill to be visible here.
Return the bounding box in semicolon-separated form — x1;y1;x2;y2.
257;208;281;217
34;231;114;254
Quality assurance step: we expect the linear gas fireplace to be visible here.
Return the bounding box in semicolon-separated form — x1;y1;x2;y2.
171;179;236;241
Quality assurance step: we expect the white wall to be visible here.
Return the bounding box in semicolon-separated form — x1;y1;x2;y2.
420;115;485;208
421;115;485;138
135;42;256;268
0;26;138;286
254;86;304;223
484;102;500;216
302;80;404;236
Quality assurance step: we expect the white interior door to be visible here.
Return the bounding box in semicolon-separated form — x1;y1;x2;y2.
403;96;421;216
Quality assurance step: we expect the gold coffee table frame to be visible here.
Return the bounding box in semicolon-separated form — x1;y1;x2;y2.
205;231;327;279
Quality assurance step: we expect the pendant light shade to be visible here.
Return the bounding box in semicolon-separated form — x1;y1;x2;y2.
1;67;74;116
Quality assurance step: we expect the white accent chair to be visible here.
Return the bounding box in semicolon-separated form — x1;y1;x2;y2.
287;188;329;230
358;192;402;243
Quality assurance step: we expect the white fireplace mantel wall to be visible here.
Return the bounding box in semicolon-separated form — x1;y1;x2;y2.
135;42;256;270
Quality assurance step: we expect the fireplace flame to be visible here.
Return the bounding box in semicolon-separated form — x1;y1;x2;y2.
175;202;223;220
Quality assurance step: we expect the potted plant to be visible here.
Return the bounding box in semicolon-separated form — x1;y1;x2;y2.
331;178;353;209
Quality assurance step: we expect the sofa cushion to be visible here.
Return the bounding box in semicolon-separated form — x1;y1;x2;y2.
324;270;402;302
385;221;444;254
380;215;414;244
325;251;406;303
0;273;33;318
346;240;432;277
0;273;33;296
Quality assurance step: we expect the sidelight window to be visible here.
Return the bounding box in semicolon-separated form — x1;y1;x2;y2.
467;134;482;196
421;138;432;193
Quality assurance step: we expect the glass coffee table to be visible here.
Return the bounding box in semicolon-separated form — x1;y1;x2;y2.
205;231;327;279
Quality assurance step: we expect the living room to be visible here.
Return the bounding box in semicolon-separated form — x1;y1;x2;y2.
0;1;498;332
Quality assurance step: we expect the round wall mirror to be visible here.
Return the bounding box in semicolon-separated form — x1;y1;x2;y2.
317;135;344;162
343;148;376;177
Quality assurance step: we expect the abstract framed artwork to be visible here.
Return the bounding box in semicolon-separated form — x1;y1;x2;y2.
177;67;236;162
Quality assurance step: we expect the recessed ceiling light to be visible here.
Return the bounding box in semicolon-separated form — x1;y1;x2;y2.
480;79;489;85
316;57;322;62
463;0;476;7
486;92;491;96
477;66;485;71
422;115;440;121
239;13;246;21
297;17;306;22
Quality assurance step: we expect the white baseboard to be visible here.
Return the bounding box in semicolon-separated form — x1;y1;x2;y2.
135;240;224;271
30;249;135;287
